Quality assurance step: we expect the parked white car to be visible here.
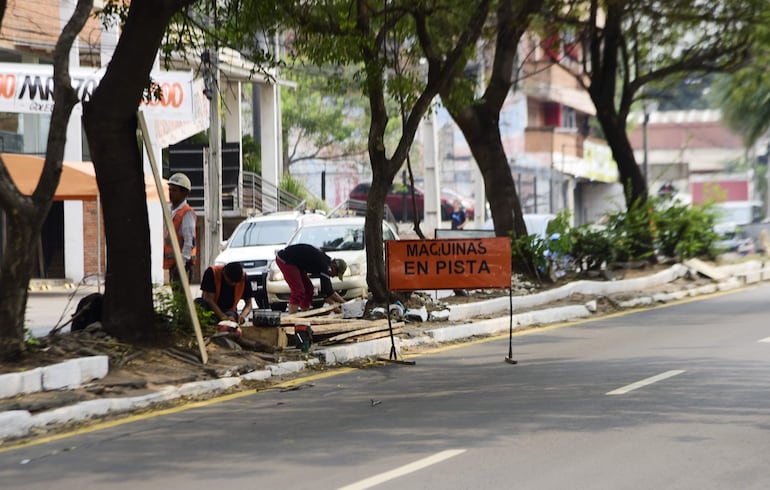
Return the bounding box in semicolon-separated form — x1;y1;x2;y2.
213;210;326;308
265;216;399;311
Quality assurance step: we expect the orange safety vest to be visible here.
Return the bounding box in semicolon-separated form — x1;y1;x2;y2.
211;265;246;311
163;204;197;269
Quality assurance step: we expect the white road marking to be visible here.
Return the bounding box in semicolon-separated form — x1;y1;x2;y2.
606;370;686;395
337;449;467;490
758;337;770;343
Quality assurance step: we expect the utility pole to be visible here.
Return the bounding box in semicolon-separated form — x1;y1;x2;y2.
203;50;222;268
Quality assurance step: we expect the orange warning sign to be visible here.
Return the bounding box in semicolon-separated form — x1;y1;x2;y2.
386;237;512;291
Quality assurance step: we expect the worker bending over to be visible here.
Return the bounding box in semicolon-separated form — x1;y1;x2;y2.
275;244;347;314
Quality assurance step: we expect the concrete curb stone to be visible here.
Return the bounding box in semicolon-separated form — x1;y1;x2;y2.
2;260;768;443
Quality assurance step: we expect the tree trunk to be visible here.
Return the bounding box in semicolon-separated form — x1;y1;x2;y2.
441;0;541;276
452;109;526;237
0;0;91;361
593;108;648;208
83;113;156;342
82;0;191;342
0;213;39;360
364;159;395;303
587;0;648;209
583;0;651;259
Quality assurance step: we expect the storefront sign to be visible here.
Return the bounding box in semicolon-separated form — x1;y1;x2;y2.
0;62;194;120
386;237;512;291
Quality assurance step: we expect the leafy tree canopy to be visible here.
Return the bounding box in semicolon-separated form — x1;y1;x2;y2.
281;63;369;167
710;23;770;146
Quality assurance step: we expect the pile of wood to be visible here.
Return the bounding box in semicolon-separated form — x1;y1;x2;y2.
281;304;404;346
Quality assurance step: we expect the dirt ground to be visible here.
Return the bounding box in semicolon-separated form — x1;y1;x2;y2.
0;261;715;416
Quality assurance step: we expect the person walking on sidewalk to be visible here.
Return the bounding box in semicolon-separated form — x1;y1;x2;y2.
450;199;467;230
275;243;347;314
164;173;197;286
195;262;254;324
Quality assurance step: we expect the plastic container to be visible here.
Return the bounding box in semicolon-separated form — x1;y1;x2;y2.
294;324;313;352
252;309;281;327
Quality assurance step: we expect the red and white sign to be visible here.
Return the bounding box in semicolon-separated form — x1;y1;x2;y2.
0;62;194;120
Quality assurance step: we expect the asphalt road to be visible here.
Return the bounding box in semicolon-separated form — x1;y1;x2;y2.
3;285;770;489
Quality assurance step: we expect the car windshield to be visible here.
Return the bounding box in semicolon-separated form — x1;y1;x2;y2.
291;224;365;251
229;219;299;247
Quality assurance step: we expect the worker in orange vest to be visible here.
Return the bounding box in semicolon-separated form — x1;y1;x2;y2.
195;262;254;324
164;173;197;286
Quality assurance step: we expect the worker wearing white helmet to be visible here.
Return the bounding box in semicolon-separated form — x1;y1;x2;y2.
164;173;197;285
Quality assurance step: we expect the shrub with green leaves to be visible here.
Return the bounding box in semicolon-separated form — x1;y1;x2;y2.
545;210;576;258
280;172;329;212
510;232;549;282
24;328;41;351
154;286;217;339
655;200;720;260
603;199;655;263
571;224;614;271
511;197;722;281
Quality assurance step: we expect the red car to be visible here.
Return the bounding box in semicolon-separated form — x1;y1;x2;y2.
349;182;474;221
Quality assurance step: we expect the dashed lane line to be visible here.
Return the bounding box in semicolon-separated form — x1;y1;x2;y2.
606;370;686;395
337;449;467;490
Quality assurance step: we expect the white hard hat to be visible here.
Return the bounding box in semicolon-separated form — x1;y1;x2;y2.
168;173;192;191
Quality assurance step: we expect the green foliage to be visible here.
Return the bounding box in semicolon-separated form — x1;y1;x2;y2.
242;134;261;174
648;74;717;111
514;198;723;279
282;63;369;167
153;287;216;339
655;200;720;260
280;172;306;198
549;0;761;208
571;225;614;271
24;328;41;351
710;20;770;146
603;199;655;263
545;210;575;258
510;232;549;281
279;172;329;212
98;0;129;28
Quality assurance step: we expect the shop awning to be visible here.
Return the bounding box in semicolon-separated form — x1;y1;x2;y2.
2;153;167;201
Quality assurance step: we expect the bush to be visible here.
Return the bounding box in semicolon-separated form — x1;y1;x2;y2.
655;200;720;260
510;232;549;282
545;210;576;258
280;172;329;212
154;286;216;339
535;197;720;276
510;197;721;281
603;199;655;263
571;224;614;271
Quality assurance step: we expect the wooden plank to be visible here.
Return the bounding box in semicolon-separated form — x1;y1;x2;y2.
284;304;339;318
283;323;359;337
323;322;405;343
280;316;348;326
305;319;391;336
341;328;403;343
